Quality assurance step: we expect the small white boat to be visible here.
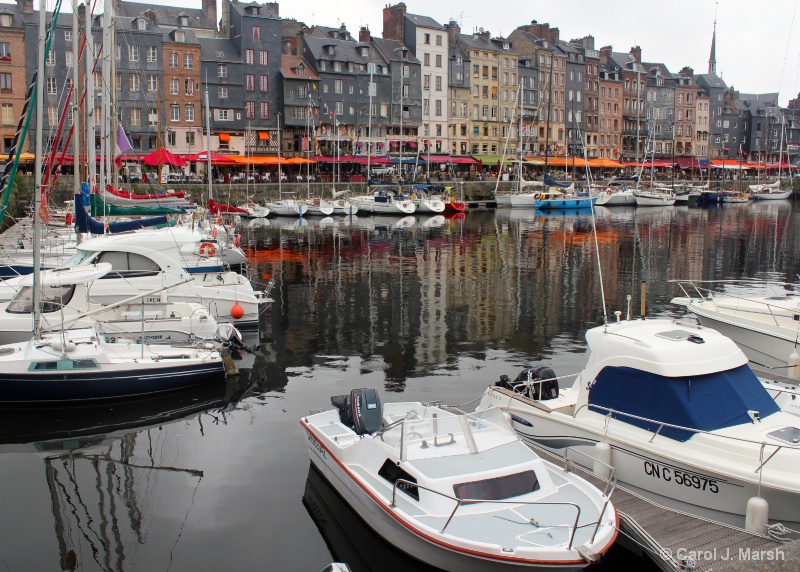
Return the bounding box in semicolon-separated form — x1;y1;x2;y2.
267;199;308;217
0;264;218;345
672;279;800;369
330;198;359;216
594;184;636;207
237;202;271;218
303;198;336;216
634;189;676;207
350;190;416;215
411;193;445;213
478;318;800;529
750;188;793;201
302;389;619;571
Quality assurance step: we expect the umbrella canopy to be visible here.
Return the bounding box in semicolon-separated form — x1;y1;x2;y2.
184;151;235;163
141;148;187;167
546;156;587;167
588;157;624;168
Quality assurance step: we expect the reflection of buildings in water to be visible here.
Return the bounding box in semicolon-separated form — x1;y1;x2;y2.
302;463;440;572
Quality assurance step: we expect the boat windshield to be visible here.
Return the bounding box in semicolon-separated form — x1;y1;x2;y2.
588;364;781;441
7;284;76;314
57;249;99;269
380;407;518;461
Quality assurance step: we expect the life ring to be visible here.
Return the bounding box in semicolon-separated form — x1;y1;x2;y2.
450;197;456;203
607;190;612;196
533;192;540;199
199;242;217;257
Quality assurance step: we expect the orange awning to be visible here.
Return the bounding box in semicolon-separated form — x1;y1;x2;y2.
588;157;624;168
258;131;270;141
218;133;231;142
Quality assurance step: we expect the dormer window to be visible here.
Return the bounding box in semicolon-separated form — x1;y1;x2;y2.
174;30;185;43
327;46;335;55
360;47;368;57
135;18;146;31
0;13;11;27
296;64;305;76
333;61;341;72
215;51;224;58
178;14;189;27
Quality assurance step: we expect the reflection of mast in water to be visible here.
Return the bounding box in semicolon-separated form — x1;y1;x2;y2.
44;429;204;571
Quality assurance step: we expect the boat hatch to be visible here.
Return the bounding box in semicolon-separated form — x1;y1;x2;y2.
654;330;705;344
767;426;800;445
378;459;419;500
454;471;540;503
29;359;100;371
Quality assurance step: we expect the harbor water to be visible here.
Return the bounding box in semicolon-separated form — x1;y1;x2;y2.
2;201;799;571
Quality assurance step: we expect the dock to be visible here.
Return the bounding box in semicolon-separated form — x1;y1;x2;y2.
526;443;790;571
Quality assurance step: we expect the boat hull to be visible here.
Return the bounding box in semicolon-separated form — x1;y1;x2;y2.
480;389;800;528
0;361;225;403
595;192;635;206
534;197;597;210
750;190;792;200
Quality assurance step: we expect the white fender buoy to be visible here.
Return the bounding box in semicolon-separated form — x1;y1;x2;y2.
502;411;513;427
745;496;769;535
788;348;800;381
593;442;612;480
160;291;168;304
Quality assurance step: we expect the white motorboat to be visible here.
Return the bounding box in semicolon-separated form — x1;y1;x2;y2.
672;279;800;370
303;198;336;216
267;199;308;217
0;230;270;328
477;318;800;529
349;189;416;215
302;388;618;571
330;198;359;216
750;188;793;201
0;263;218;345
634;189;676;207
410;190;446;213
594;184;636;207
237;201;271;218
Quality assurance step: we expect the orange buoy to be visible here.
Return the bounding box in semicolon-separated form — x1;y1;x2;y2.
231;303;245;319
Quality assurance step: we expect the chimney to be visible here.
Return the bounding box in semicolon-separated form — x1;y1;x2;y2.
679;66;694;78
445;20;460;45
599;46;612;66
359;26;371;43
202;0;217;28
265;2;279;16
517;20;559;43
629;45;641;64
16;0;33;13
382;2;406;41
580;35;595;51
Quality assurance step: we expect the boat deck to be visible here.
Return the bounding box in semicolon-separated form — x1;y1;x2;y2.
525;443;788;571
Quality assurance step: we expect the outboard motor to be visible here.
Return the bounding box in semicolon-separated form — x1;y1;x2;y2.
330;388;382;435
215;323;261;356
497;366;559;401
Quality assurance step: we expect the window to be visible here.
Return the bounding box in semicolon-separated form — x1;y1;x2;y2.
246;74;255;91
147;46;157;62
186;131;195;146
335;101;343;114
260;101;269;119
246;101;255;119
252;26;261;40
424;33;430;44
0;14;10;27
130;108;141;126
246;49;254;64
65;51;73;67
1;103;12;125
319;61;326;71
185;104;194;122
435;99;441;116
0;42;9;59
115;43;121;60
184;79;194;95
46;77;56;94
435;76;442;91
170;104;179;122
129;74;139;92
260;50;268;66
116;73;121;90
174;30;185;43
148;74;157;92
169;53;178;68
218;64;227;78
423;53;430;66
218;86;228;99
184;54;193;69
47;105;57;124
436;34;442;46
166;79;177;95
297;85;307;98
128;45;139;62
333;61;342;72
216;109;230;121
260;75;268;92
46;50;55;66
334;79;342;93
380;104;388;117
148;108;158;126
435;54;442;68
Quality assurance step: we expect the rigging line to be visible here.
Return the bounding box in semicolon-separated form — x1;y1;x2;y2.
166;476;203;572
778;0;799;97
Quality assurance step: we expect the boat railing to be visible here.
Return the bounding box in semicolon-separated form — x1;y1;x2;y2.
506;372;580;402
389;478;595;550
577;403;800;473
672;279;795;328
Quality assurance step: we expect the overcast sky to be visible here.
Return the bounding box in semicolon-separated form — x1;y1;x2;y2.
141;0;800;105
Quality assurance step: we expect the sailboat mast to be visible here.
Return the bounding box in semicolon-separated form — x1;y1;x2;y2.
204;86;212;201
33;0;47;338
72;3;80;203
85;0;95;190
367;60;374;176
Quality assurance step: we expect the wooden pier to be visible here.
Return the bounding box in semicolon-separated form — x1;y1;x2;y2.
526;444;788;571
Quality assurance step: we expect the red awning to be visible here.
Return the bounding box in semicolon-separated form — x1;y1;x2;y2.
218;133;231;142
408;141;417;148
449;156;480;164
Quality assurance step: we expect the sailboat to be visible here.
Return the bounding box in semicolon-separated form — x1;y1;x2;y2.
0;0;227;403
750;115;792;200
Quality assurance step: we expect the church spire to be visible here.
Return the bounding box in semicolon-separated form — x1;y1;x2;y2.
709;3;717;75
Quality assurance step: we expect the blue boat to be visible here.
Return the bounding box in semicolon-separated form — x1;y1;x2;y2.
533;189;597;210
